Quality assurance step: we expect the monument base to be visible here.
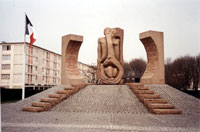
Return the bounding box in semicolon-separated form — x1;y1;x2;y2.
141;78;165;84
63;79;85;85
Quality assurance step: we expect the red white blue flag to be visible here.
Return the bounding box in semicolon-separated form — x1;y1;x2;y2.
25;14;37;48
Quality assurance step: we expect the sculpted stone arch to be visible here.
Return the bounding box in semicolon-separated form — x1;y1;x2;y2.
97;27;124;84
61;34;84;85
140;30;165;84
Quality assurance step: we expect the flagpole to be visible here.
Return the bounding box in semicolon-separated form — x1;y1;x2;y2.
22;13;26;100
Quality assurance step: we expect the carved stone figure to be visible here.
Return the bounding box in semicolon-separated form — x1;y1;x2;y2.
97;27;124;84
140;30;165;84
61;34;84;85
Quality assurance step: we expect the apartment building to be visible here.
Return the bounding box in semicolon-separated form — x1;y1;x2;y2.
78;62;97;84
0;42;96;90
0;42;61;89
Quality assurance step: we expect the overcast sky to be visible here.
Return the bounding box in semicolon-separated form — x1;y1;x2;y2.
0;0;199;64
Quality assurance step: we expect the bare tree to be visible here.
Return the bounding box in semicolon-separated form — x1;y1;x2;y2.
165;57;173;86
165;55;199;90
80;64;97;84
123;61;132;77
129;58;146;78
193;54;200;91
123;58;146;79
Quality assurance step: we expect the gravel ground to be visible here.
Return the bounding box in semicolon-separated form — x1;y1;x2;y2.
1;84;200;132
50;85;148;113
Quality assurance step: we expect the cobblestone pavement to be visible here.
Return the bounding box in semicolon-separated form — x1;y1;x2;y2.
1;85;200;132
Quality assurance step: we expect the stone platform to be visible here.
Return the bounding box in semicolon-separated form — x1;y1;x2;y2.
1;85;200;132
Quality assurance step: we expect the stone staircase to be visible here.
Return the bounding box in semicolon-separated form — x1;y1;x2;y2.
22;84;87;112
127;83;181;114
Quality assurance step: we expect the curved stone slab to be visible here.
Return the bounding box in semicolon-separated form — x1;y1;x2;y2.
140;30;165;84
61;34;84;85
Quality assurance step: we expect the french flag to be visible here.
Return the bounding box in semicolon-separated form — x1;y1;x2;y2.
25;14;37;48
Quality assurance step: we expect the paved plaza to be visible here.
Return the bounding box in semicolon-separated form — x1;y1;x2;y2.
1;85;200;132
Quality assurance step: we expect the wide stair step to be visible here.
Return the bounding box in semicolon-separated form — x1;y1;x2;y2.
132;87;149;92
57;90;72;94
48;94;63;98
152;109;182;114
40;97;60;105
135;90;154;94
147;103;174;109
22;106;44;112
32;102;52;110
128;83;149;91
64;86;75;90
138;94;161;102
144;99;168;105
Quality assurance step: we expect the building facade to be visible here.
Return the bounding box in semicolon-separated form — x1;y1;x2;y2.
0;42;96;89
78;62;97;84
0;42;61;89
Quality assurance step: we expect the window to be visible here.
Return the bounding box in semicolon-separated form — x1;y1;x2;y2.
2;45;11;51
53;78;56;84
47;52;50;60
1;74;10;80
46;69;50;76
28;65;33;73
28;47;33;55
36;57;38;62
2;64;10;70
2;55;10;60
27;75;32;84
54;54;57;62
53;62;57;69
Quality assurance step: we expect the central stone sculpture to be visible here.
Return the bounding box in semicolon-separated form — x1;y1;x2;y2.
97;27;124;84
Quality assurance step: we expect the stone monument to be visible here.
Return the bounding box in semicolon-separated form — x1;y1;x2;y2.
97;27;124;84
61;34;84;85
140;30;165;84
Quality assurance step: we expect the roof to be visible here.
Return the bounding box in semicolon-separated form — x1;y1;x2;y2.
78;61;96;69
0;42;61;56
